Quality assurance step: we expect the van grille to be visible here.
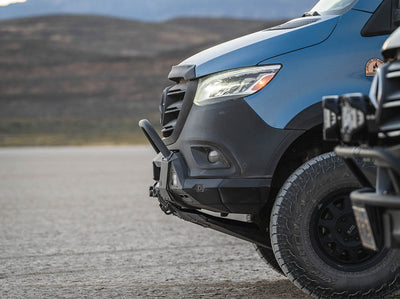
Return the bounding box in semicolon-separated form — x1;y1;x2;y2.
160;80;187;138
376;62;400;135
160;64;197;145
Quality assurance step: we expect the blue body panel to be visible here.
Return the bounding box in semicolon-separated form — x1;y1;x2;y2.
181;16;339;78
176;0;386;129
353;0;382;12
245;9;387;129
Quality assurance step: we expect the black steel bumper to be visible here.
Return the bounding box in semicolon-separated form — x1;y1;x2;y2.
138;94;307;247
151;151;271;214
139;96;307;214
151;98;305;214
139;119;272;214
138;119;271;248
335;145;400;249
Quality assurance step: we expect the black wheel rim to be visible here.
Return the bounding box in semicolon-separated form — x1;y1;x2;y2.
310;190;385;272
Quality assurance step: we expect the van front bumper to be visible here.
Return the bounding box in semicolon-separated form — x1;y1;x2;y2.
139;119;271;214
140;96;306;214
139;118;272;247
151;150;271;214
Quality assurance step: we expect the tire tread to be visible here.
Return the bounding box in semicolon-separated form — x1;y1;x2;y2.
270;152;400;298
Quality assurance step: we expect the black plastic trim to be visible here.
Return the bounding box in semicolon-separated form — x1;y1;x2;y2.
169;99;304;179
163;80;198;146
361;0;397;37
285;101;322;130
152;151;272;213
168;65;196;82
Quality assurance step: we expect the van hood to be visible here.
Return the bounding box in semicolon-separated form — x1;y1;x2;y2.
171;15;340;80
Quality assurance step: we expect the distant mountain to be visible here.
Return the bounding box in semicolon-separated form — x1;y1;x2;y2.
0;15;285;145
0;0;317;21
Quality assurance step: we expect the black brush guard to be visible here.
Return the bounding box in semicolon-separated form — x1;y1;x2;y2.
138;119;271;249
335;145;400;249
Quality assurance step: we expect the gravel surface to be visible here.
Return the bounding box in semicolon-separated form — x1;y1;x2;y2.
0;146;310;298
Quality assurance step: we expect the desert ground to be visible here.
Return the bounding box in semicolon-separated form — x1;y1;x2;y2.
0;146;310;298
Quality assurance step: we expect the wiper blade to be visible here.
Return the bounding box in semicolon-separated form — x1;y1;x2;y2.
302;11;321;17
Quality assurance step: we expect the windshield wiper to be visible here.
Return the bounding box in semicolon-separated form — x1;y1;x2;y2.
302;11;321;17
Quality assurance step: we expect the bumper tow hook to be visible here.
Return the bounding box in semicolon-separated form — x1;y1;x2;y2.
158;197;173;215
149;183;159;198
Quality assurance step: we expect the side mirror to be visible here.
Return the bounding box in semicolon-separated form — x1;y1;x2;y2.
362;0;399;37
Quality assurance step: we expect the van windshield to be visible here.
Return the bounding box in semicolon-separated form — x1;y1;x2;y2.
310;0;358;15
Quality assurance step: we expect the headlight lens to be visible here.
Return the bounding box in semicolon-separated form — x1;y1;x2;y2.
194;65;281;106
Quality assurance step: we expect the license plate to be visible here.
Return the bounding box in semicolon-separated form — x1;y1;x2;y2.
352;205;378;251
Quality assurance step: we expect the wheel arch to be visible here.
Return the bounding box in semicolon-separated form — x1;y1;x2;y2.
270;101;334;195
255;107;335;223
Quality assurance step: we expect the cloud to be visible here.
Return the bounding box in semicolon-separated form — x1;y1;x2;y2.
0;0;27;7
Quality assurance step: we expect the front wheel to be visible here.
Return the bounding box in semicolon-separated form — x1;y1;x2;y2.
270;153;400;298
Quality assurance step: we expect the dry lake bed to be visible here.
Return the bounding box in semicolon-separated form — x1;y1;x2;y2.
0;146;310;298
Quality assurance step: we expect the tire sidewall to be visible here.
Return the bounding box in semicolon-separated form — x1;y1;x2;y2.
271;153;400;296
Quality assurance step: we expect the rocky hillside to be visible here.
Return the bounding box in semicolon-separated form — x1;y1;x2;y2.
0;15;284;145
0;0;315;21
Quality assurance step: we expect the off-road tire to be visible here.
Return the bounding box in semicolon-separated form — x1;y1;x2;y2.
253;243;284;275
271;152;400;298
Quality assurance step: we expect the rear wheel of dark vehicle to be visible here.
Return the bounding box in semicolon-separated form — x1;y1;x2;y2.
270;153;400;298
253;242;283;275
247;215;283;275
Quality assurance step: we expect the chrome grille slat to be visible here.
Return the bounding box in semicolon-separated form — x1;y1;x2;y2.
387;70;400;79
383;100;400;108
378;64;400;137
388;61;400;72
385;91;400;102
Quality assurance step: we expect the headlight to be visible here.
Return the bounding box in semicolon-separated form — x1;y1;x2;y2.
194;65;281;106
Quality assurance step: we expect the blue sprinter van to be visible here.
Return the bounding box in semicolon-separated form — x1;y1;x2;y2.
140;0;400;297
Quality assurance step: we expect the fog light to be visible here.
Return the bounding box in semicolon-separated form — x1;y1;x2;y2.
208;150;220;163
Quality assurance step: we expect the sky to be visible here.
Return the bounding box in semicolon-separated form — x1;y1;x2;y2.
0;0;318;21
